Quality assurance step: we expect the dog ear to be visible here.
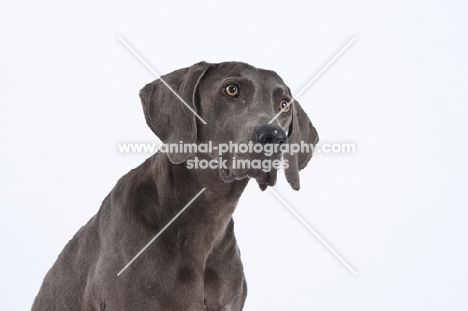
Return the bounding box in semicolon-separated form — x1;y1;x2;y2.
283;100;319;190
139;61;212;164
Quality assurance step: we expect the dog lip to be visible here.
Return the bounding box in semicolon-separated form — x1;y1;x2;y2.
219;167;254;182
219;167;278;186
219;168;233;181
236;169;254;180
219;168;249;181
254;169;278;188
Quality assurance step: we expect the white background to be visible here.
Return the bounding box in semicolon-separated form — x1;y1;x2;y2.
1;1;467;310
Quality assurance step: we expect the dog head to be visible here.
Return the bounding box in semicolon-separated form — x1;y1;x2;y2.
139;61;319;190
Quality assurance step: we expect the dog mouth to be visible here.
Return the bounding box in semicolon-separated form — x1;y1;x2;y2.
219;167;278;191
217;146;284;190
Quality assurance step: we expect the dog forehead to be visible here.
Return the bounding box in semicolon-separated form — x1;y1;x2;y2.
206;62;287;89
206;62;259;80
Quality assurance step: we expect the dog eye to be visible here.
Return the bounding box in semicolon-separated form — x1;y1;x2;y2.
279;100;291;113
225;84;239;97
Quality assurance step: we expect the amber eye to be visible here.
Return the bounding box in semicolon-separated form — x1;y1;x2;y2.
225;84;239;97
279;100;291;113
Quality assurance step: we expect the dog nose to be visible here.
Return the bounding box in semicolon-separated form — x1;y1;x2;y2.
256;125;287;144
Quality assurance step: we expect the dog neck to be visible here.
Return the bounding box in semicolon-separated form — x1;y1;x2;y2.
148;151;249;262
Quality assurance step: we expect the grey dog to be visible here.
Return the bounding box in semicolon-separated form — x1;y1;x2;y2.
32;61;319;310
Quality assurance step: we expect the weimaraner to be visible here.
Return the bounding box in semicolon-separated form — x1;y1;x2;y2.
32;61;319;310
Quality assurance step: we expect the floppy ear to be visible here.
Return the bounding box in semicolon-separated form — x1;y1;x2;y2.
139;61;212;164
283;100;319;190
